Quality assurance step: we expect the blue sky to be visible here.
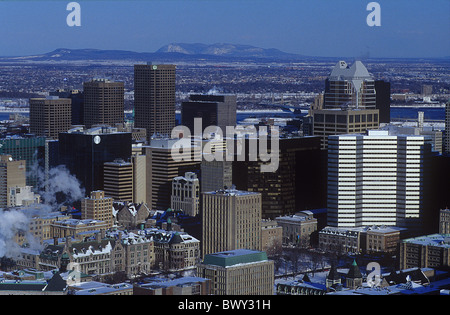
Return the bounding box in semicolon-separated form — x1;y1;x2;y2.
0;0;448;58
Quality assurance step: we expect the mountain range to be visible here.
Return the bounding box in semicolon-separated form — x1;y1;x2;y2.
0;43;305;62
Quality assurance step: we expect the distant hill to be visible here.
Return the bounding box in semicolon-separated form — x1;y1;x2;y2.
156;43;303;59
0;44;305;63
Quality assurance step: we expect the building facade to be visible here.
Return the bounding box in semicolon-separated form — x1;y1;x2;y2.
181;94;237;134
134;63;176;139
29;96;72;140
0;155;27;208
275;211;318;247
327;130;430;232
59;126;132;195
145;138;200;210
171;172;200;217
81;190;114;229
83;79;124;128
440;208;450;234
103;159;133;202
312;60;384;149
445;101;450;154
202;189;262;257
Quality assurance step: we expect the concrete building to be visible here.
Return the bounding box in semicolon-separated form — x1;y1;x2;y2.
171;172;200;217
202;189;262;257
0;155;27;208
103;159;133;202
81;190;114;229
29;96;72;140
134;63;176;139
83;79;124;128
197;249;274;295
275;211;318;247
145;138;200;210
327;129;431;232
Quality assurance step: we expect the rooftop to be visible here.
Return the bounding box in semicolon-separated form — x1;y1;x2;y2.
202;249;268;268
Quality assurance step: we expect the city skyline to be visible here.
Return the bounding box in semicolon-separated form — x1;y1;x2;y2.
0;0;448;59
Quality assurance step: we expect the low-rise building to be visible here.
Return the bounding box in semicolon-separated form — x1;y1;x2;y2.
399;234;450;270
133;276;211;295
275;211;317;247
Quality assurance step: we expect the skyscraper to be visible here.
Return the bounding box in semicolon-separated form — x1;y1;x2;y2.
202;188;262;257
145;138;200;210
324;60;376;109
29;96;72;140
59;126;132;196
445;101;450;154
83;79;124;128
134;64;176;139
181;94;237;134
312;60;381;149
327;129;431;233
233;136;326;219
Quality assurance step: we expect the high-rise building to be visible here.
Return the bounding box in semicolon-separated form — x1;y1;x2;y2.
233;136;326;219
50;89;84;125
312;108;380;149
202;189;262;257
327;129;431;233
324;60;376;110
181;94;237;134
445;102;450;154
131;153;147;204
197;249;274;295
171;172;200;217
134;64;176;139
0;155;27;208
59;126;132;195
312;60;382;149
29;96;72;140
83;79;124;128
145;138;200;210
375;80;391;124
81;190;114;229
103;159;133;202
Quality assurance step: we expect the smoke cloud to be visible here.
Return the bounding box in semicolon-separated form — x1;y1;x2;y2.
0;209;29;258
0;162;85;260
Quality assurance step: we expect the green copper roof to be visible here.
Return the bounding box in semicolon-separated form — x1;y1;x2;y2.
202;249;268;267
